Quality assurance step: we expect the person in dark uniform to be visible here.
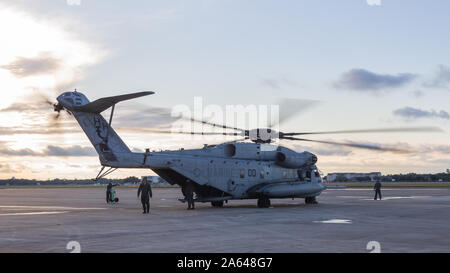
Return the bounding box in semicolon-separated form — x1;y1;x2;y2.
374;180;382;200
138;177;152;213
106;182;118;203
185;179;195;210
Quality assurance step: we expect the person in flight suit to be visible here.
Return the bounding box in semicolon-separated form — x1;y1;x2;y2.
374;180;382;200
138;177;153;214
185;179;195;210
106;182;118;203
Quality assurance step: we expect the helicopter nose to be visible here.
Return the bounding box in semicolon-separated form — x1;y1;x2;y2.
305;152;317;164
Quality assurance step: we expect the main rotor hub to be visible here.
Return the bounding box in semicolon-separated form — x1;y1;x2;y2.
246;128;279;143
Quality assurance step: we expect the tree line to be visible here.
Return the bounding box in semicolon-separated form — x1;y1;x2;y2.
329;170;450;182
0;176;141;186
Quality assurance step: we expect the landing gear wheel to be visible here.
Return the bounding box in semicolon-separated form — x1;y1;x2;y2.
257;197;271;208
211;201;224;207
305;197;318;204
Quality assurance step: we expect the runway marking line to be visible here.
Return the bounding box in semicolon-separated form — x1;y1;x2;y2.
0;206;106;210
0;211;69;216
314;219;352;224
330;188;444;191
361;196;431;201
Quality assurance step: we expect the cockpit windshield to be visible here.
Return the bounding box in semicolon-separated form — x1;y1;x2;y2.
314;169;320;178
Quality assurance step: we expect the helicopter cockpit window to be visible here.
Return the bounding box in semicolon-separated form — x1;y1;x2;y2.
314;169;320;178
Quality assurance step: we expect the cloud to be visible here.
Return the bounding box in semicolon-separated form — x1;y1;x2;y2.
419;144;450;154
0;163;16;174
393;107;450;120
0;7;107;109
423;65;450;89
1;52;61;78
334;68;417;92
410;90;424;98
0;144;96;157
292;144;352;156
0;100;79;135
0;126;76;135
115;113;177;130
43;145;96;156
260;76;297;89
0;148;39;156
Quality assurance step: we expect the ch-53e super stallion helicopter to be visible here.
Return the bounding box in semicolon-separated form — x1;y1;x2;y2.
47;90;438;208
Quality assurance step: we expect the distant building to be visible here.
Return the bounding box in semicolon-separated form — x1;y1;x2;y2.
327;172;382;182
141;176;169;185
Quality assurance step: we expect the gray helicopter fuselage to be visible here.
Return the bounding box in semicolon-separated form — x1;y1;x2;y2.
56;91;326;203
101;142;326;202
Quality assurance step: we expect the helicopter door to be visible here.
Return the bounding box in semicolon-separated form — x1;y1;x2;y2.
297;169;304;181
262;166;270;178
305;170;312;182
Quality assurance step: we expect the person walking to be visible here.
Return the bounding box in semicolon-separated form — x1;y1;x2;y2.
185;179;195;210
138;177;153;213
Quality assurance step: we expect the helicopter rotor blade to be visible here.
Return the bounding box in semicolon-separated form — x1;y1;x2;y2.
282;126;443;136
185;117;245;132
120;128;244;137
268;98;320;128
132;98;321;133
282;136;411;153
131;104;245;132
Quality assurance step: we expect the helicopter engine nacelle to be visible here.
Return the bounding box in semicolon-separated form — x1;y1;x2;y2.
275;151;317;169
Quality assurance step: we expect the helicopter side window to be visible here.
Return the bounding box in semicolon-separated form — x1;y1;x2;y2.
240;169;245;179
297;170;304;181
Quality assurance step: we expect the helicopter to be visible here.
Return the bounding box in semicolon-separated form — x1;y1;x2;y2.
47;90;439;208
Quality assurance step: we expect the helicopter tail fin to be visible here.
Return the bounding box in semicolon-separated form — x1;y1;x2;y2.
57;91;154;166
71;110;131;164
74;91;154;114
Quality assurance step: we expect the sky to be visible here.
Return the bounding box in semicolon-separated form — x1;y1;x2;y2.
1;0;450;179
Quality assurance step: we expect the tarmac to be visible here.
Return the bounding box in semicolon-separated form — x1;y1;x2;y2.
0;186;449;253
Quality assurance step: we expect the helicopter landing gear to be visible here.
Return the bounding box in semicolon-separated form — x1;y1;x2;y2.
211;201;224;207
257;197;271;208
305;197;318;204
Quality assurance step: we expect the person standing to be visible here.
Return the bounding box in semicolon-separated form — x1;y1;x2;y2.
374;180;382;200
185;179;195;210
138;177;153;214
106;182;118;203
